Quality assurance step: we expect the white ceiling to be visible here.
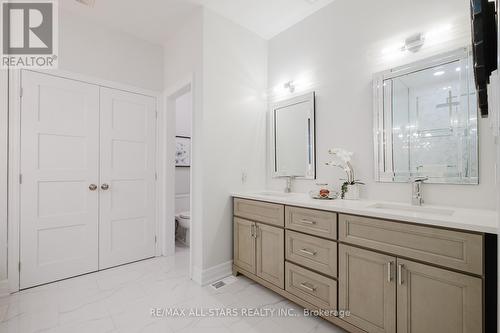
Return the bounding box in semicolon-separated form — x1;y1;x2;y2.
60;0;199;45
60;0;336;44
194;0;336;40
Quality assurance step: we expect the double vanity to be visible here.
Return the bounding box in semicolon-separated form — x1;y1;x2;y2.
244;46;498;333
232;192;497;333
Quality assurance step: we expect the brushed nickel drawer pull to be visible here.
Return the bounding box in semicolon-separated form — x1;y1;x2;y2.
299;282;317;292
251;224;256;238
398;264;404;285
300;219;317;225
299;249;317;256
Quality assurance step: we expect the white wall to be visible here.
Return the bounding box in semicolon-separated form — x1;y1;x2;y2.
267;0;497;210
200;9;268;273
176;92;193;137
59;9;164;91
0;70;7;286
163;8;267;282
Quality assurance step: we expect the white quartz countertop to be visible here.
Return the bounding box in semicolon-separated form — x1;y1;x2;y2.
232;191;499;234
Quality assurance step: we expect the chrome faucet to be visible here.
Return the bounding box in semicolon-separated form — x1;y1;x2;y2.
284;176;295;193
411;177;428;206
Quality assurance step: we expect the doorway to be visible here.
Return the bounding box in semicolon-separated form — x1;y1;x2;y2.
174;91;192;250
162;79;193;276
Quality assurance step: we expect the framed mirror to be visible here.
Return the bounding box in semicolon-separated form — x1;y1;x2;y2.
271;92;316;179
373;48;479;184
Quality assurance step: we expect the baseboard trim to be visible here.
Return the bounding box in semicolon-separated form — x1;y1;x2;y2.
192;260;233;286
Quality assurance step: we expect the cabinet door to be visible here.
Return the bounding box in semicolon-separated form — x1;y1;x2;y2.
256;223;284;288
234;218;256;274
339;245;396;333
397;259;482;333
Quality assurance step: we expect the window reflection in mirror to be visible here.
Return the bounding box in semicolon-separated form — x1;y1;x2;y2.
272;92;316;179
374;48;478;184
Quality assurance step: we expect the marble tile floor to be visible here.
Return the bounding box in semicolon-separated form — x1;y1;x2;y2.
0;246;346;333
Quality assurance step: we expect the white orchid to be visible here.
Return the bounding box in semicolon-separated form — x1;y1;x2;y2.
326;148;355;184
328;148;353;163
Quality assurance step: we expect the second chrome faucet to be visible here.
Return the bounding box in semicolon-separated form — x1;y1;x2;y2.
411;177;428;206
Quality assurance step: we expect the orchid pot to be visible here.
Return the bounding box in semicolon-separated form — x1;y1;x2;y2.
342;182;361;200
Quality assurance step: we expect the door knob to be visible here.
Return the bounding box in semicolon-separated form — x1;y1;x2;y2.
101;183;110;190
89;184;97;191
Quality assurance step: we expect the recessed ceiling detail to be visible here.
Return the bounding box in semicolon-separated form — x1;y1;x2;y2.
194;0;336;39
61;0;336;45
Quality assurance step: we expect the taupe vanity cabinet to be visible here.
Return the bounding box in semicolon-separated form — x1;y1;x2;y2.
396;259;482;333
339;245;396;333
233;218;256;273
339;245;482;333
338;214;485;333
233;199;285;288
232;197;496;333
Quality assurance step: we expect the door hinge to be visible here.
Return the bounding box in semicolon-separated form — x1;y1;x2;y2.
155;172;158;181
18;262;21;272
154;235;157;243
155;111;158;119
19;174;22;184
19;88;23;98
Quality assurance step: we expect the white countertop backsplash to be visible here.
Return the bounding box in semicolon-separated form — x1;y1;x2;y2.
232;191;499;234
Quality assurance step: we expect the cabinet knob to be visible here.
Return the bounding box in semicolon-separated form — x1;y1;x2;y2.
101;183;110;191
89;184;97;191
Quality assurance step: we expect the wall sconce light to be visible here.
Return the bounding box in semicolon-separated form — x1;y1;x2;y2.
284;81;295;93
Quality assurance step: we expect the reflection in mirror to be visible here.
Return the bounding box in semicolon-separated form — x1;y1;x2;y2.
272;92;316;179
374;48;478;184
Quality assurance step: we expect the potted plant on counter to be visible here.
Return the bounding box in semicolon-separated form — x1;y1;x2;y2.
326;148;364;200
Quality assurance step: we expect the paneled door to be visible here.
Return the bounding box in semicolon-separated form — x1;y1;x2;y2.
20;71;100;289
99;88;157;269
233;218;256;274
256;223;284;288
339;244;396;333
397;259;482;333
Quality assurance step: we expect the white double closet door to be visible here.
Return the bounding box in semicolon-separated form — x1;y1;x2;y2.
19;71;157;289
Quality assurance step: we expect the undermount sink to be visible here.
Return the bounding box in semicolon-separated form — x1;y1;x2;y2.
368;203;455;216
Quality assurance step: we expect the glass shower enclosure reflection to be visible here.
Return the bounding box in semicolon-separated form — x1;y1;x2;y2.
374;48;479;184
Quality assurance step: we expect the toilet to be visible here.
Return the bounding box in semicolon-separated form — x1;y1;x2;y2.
175;211;190;246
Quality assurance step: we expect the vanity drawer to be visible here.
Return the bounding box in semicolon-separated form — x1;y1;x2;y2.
285;206;337;240
285;262;337;310
234;198;284;227
339;214;484;275
286;230;337;277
